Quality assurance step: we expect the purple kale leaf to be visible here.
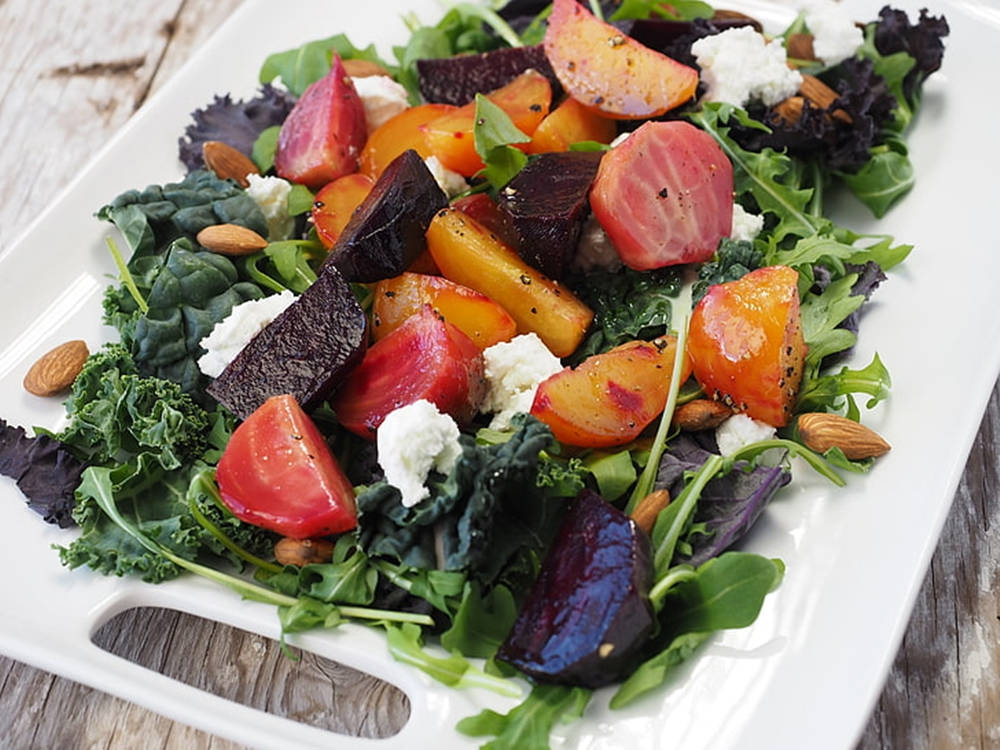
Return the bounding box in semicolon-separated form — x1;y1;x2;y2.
732;57;897;173
874;6;949;99
178;84;295;172
655;434;790;567
0;418;84;528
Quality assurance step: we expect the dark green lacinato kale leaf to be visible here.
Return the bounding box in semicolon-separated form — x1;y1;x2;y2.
98;169;268;257
103;238;264;396
0;418;85;528
356;416;570;584
692;238;764;303
58;343;210;469
178;85;296;173
567;265;682;364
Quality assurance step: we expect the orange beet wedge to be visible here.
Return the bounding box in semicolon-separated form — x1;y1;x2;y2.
425;208;592;357
373;272;517;350
420;71;552;176
531;337;692;448
544;0;698;119
527;96;617;154
359;103;454;179
312;173;374;249
688;266;806;427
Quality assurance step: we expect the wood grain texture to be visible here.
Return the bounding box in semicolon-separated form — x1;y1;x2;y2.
0;1;996;748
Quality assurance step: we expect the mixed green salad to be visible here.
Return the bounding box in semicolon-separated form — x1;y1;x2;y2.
0;0;948;746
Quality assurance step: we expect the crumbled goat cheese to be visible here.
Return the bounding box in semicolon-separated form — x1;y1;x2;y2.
424;155;469;198
609;131;632;148
245;174;294;240
730;203;765;242
802;0;864;65
573;214;623;272
197;291;297;377
352;75;409;133
691;26;802;107
715;413;777;457
482;333;564;430
377;400;463;508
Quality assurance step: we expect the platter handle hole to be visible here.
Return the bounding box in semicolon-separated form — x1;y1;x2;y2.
91;605;410;738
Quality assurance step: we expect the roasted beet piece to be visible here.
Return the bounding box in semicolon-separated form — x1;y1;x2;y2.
323;149;447;283
496;489;655;688
207;265;368;420
416;45;560;106
496;151;602;279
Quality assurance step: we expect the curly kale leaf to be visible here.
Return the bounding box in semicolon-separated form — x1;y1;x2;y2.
98;169;268;257
692;238;764;303
57;344;210;469
873;6;949;102
0;418;84;528
178;85;296;173
103;238;264;396
356;416;567;585
567;265;682;363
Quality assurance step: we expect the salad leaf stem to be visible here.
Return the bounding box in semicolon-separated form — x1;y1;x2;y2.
648;565;697;608
186;471;283;575
104;236;148;314
625;305;690;514
450;3;523;48
588;0;605;21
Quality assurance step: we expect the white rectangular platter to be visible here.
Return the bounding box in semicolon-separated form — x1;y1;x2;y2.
1;0;998;748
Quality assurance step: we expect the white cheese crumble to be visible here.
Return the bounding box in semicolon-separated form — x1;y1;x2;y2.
245;174;295;241
573;214;623;272
377;399;463;508
352;75;410;134
609;131;632;148
691;26;802;107
424;155;469;198
730;203;765;243
197;291;297;377
715;413;777;457
802;0;864;65
481;333;564;430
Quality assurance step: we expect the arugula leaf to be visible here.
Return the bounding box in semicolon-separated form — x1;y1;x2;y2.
609;632;710;708
251;125;280;173
474;94;531;191
440;581;518;658
610;0;712;21
688;104;824;244
839;145;915;218
796;352;892;416
385;622;520;696
262;537;379;606
259;34;395;97
799;273;865;378
457;684;591;749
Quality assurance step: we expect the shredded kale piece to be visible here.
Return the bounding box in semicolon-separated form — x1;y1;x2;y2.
692;238;764;303
356;415;569;585
178;85;295;173
0;418;84;528
567;265;682;364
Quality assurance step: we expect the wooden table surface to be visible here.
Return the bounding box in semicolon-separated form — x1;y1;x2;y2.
1;1;996;748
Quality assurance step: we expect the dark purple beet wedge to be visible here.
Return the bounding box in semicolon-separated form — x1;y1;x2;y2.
496;151;602;279
323;149;447;283
416;45;561;106
207;265;368;420
496;489;655;688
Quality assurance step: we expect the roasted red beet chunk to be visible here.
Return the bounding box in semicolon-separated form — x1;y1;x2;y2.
496;489;655;688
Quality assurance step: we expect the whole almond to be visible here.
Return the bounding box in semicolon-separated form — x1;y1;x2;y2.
786;32;817;62
711;9;763;33
342;59;392;78
630;489;671;536
23;340;89;396
774;96;805;125
196;223;268;255
797;412;891;460
274;537;335;567
202;140;260;188
674;399;734;431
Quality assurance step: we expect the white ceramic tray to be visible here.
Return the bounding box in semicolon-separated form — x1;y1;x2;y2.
1;0;997;748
